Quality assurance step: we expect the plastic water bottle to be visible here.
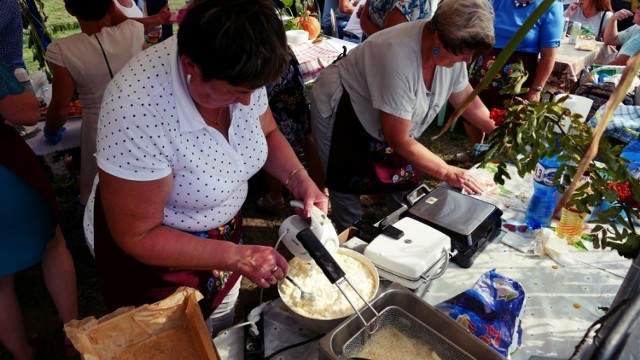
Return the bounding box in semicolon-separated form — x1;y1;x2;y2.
13;68;35;95
621;140;640;179
525;153;563;229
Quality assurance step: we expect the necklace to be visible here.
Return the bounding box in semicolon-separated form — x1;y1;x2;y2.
205;106;225;127
514;0;532;7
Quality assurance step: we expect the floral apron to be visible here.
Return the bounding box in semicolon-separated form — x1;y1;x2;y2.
325;88;420;194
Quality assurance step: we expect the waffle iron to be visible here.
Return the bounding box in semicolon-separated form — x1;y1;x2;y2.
402;185;503;268
363;217;451;289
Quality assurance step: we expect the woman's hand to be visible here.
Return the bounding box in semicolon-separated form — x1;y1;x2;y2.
565;2;579;18
443;165;483;195
613;9;634;21
286;170;329;216
156;4;172;24
233;245;289;288
523;89;541;102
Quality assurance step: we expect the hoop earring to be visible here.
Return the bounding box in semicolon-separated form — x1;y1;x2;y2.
433;47;440;56
186;74;192;84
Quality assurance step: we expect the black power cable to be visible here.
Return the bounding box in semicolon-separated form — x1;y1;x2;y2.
263;333;324;360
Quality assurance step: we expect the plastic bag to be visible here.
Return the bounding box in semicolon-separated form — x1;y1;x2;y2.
435;269;526;358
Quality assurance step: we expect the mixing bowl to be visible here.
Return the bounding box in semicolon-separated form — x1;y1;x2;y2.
278;248;379;334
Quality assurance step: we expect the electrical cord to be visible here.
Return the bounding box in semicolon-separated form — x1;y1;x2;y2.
263;333;324;360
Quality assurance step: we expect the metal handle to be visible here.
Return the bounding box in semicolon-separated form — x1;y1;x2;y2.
403;184;431;206
296;228;345;284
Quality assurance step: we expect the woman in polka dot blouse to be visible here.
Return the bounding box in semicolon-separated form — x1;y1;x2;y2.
87;0;328;334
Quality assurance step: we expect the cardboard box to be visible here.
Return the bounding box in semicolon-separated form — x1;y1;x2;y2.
64;287;219;360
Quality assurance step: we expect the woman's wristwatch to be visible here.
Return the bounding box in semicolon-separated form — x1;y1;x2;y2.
531;85;544;92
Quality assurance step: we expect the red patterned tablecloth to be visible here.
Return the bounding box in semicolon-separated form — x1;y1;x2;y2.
290;37;357;83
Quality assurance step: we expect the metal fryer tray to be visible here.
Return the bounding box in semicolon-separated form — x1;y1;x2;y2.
342;306;473;360
318;283;506;360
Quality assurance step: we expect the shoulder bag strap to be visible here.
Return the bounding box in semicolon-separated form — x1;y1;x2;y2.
597;11;608;42
94;34;114;79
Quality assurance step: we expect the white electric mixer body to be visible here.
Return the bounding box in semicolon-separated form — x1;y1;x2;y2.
278;200;340;262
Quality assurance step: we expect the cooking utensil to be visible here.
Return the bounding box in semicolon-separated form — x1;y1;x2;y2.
278;200;339;262
284;275;315;302
295;227;380;334
277;248;380;334
318;284;505;360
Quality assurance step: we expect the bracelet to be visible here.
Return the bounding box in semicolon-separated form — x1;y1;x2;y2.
531;85;544;92
284;166;306;186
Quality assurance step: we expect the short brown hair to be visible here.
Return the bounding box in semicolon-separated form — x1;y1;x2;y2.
177;0;289;89
428;0;495;55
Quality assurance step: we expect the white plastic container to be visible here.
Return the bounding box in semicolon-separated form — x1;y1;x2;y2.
557;94;593;132
286;30;309;45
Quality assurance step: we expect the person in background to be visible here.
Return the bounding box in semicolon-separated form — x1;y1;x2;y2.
356;0;439;206
358;0;438;37
258;48;324;210
111;0;172;32
343;0;365;41
459;0;563;162
602;8;640;65
565;0;613;41
88;0;327;336
0;0;26;71
310;0;496;232
146;0;173;41
0;60;78;360
322;0;357;38
44;0;146;205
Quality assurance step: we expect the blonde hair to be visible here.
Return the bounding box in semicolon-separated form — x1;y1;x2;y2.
428;0;495;55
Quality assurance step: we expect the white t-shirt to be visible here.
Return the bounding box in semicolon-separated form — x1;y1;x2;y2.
336;20;468;139
565;9;611;40
94;36;269;232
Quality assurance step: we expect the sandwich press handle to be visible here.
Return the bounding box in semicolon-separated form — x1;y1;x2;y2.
296;228;345;284
404;184;432;206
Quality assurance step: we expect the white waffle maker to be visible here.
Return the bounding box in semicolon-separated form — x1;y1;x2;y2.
363;217;451;289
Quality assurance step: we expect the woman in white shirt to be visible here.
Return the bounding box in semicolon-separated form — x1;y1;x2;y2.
565;0;613;41
90;0;327;335
311;0;496;231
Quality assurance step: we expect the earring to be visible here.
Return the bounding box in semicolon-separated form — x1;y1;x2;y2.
433;47;440;56
186;74;192;84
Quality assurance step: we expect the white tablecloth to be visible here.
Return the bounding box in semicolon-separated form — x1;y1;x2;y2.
214;163;631;359
26;116;82;156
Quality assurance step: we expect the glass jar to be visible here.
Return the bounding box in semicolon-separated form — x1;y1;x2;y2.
556;207;587;244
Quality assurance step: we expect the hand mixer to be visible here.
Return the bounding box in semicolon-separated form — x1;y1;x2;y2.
278;201;380;333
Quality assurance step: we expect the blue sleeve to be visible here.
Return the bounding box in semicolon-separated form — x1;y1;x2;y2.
0;0;26;71
539;1;564;49
620;32;640;57
0;61;25;101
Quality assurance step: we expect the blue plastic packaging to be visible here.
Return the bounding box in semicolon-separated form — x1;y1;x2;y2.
525;152;563;229
435;269;526;358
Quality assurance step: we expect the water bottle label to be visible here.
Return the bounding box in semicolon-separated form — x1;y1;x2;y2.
628;162;640;179
534;162;557;186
